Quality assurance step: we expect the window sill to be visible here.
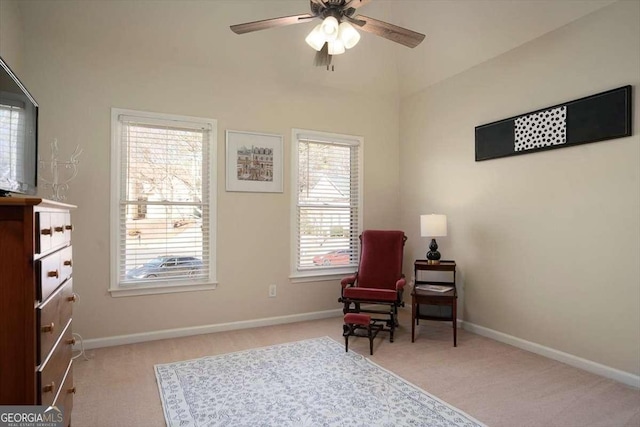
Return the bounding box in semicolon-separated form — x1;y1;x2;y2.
290;268;355;283
109;281;218;297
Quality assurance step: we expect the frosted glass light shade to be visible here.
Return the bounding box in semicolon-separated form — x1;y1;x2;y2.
328;40;345;55
338;21;360;49
420;214;447;237
305;24;325;51
321;16;339;41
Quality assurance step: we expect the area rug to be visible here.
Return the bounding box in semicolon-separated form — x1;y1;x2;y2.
155;336;485;427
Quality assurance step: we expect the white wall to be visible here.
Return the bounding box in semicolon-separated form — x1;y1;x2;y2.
400;0;640;375
8;2;401;340
0;0;23;73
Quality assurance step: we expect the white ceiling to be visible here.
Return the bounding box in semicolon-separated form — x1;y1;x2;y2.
18;0;617;98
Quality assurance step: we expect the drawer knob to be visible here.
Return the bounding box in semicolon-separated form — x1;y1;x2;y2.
64;259;73;267
41;323;55;333
42;381;55;393
54;226;64;233
66;337;76;346
68;386;76;395
41;228;53;236
47;270;59;278
67;294;78;303
65;224;73;231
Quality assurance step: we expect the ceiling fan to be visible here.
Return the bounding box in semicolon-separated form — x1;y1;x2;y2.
230;0;426;67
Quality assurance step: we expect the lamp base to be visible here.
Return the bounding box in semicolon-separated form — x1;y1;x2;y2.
426;238;441;264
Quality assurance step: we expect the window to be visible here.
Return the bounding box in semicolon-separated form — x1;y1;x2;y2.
291;129;363;280
0;98;26;187
110;108;217;296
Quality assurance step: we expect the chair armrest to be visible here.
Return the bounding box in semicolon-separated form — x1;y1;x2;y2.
341;274;357;289
396;277;406;291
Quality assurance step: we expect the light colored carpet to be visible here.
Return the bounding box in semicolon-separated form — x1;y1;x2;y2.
154;336;486;427
73;309;640;427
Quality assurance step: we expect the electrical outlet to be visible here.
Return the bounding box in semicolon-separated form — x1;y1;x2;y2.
269;284;277;298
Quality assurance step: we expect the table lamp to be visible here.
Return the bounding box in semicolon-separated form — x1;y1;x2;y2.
420;214;447;264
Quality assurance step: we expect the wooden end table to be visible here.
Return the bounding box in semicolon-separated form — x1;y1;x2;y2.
412;260;458;346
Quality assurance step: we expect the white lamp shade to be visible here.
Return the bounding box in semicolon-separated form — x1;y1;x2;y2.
421;214;447;237
321;16;339;41
338;21;361;49
328;40;345;55
305;24;325;51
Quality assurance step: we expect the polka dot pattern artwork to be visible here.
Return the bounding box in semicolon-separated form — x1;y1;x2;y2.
514;106;567;151
475;86;631;161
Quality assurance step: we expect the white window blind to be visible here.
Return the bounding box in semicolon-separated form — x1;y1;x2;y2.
0;102;26;184
293;130;362;273
114;111;215;289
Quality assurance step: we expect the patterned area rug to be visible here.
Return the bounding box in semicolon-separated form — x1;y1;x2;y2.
155;336;485;427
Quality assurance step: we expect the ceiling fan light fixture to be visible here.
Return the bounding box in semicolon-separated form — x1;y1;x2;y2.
328;39;346;55
320;16;339;41
305;24;325;51
338;21;360;49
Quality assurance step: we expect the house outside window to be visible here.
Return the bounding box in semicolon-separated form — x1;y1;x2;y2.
291;128;363;280
110;108;217;296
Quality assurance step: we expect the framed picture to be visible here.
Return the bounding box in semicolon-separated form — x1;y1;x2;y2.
475;85;632;161
225;130;284;193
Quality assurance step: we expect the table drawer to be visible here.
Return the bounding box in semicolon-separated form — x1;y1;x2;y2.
37;279;74;364
38;320;73;407
417;298;453;306
37;251;62;302
417;304;453;319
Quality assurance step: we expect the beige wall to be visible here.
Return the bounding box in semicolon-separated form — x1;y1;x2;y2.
3;0;638;377
0;0;23;73
400;0;640;375
6;2;401;340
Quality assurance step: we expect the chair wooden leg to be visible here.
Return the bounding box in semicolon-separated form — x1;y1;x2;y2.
343;324;350;352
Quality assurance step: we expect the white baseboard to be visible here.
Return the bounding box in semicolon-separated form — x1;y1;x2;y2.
75;309;639;389
77;308;344;350
461;320;640;389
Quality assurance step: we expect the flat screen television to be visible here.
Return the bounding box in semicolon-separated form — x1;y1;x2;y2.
0;55;38;196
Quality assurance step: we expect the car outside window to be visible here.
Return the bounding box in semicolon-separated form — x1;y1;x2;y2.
110;108;217;296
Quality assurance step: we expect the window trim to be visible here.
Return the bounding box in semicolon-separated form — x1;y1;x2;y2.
109;108;218;297
290;128;364;281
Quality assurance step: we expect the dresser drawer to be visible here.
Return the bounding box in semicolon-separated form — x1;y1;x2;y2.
37;279;74;365
60;246;73;283
37;251;62;302
51;212;69;249
38;320;73;407
36;212;52;255
62;212;72;245
53;361;74;427
35;212;72;256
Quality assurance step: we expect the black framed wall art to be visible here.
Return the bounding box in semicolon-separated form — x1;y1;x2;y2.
475;85;632;161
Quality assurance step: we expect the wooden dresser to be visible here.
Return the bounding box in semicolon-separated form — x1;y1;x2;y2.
0;198;76;426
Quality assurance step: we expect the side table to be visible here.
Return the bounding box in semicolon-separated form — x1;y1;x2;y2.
412;260;457;346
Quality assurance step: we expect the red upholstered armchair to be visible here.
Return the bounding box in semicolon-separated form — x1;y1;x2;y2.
339;230;407;342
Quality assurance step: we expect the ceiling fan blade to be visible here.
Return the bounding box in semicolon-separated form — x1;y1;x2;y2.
354;15;425;48
231;13;315;35
347;0;372;10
